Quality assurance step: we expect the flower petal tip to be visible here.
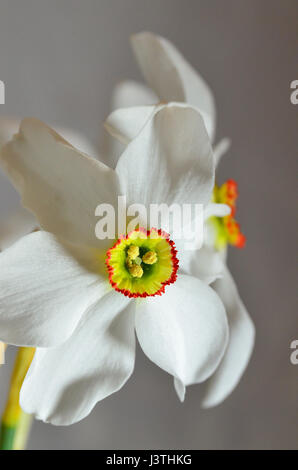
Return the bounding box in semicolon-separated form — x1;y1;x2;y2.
174;377;186;403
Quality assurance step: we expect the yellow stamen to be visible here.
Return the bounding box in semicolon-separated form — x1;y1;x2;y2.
127;245;139;260
129;264;143;278
142;251;157;265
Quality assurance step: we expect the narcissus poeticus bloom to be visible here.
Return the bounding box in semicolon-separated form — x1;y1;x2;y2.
0;104;230;425
104;31;255;407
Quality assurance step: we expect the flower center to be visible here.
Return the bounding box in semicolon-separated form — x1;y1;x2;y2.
106;228;179;298
211;179;246;250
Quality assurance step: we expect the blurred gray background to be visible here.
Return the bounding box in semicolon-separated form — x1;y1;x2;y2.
0;0;297;449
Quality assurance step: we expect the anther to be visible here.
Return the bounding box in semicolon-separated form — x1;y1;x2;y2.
129;264;143;278
127;245;139;260
142;251;157;265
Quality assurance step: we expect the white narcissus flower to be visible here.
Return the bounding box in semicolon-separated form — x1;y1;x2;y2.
0;105;230;425
103;31;255;407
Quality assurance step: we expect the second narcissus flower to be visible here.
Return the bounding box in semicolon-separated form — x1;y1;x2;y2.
0;104;230;425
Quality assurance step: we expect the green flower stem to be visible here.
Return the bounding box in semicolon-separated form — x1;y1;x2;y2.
0;347;35;450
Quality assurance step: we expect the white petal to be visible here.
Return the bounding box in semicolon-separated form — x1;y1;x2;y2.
135;274;228;391
174;377;186;402
116;104;214;211
0;231;108;347
106;102;206;148
57;127;98;159
0;118;97;250
20;291;135;425
0;118;120;249
102;81;157;168
105;105;156;145
131;32;216;140
0;116;97;158
0;205;37;251
104;104;212;153
178;245;224;284
204;202;231;220
213;138;231;167
202;266;255;408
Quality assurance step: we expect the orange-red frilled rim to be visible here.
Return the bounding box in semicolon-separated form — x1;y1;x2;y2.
212;179;246;249
106;228;179;298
